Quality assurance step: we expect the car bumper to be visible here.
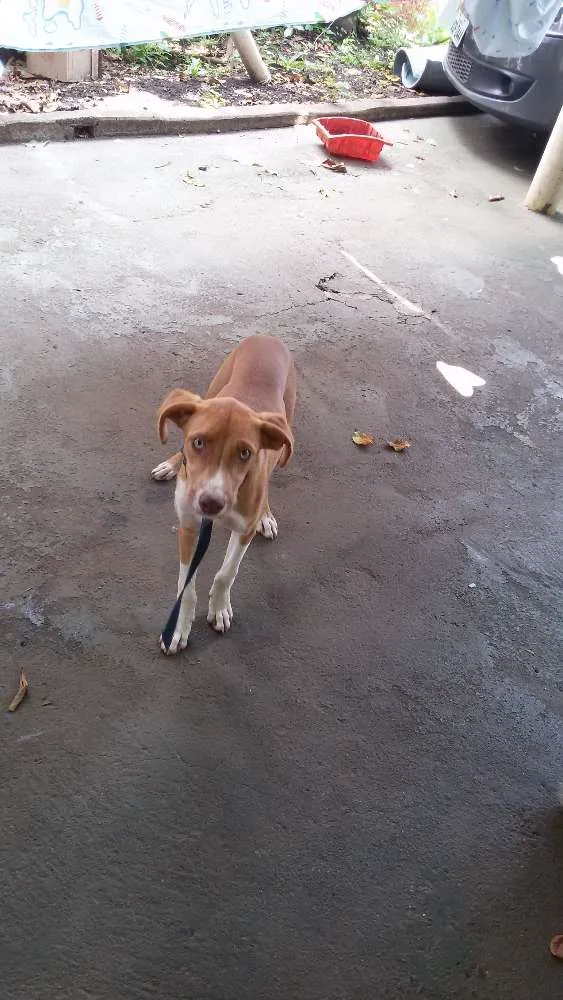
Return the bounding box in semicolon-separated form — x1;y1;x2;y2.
443;29;563;131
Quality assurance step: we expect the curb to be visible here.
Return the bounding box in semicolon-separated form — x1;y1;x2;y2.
0;95;473;145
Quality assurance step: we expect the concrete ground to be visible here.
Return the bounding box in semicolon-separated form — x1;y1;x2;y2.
1;115;562;999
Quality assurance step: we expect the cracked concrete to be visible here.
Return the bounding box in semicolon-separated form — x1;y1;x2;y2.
1;114;563;1000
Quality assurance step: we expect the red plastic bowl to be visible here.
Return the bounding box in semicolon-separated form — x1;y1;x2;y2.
313;117;393;162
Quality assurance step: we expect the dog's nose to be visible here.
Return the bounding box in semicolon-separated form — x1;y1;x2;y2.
199;493;225;516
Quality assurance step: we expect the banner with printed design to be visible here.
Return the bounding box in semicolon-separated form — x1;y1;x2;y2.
0;0;365;52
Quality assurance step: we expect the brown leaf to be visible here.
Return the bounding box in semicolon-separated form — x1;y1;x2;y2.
488;194;505;203
549;935;563;959
387;437;411;452
8;671;29;712
183;171;204;187
322;158;347;174
352;430;375;447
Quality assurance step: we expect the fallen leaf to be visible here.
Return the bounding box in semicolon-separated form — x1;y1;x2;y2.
8;671;29;712
316;271;341;293
549;935;563;959
352;430;375;447
488;194;505;202
183;171;205;187
415;154;425;161
322;158;347;174
387;437;411;452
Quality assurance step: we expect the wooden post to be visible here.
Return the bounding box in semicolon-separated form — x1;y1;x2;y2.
231;30;271;84
26;49;100;83
525;104;563;215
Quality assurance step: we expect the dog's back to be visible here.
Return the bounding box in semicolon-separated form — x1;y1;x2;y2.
206;335;296;425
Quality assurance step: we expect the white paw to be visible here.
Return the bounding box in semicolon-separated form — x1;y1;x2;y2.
207;585;233;633
151;460;178;482
257;512;278;539
159;593;196;654
160;624;192;655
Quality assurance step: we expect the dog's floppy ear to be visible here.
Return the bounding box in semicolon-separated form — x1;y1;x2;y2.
258;412;294;468
157;389;201;443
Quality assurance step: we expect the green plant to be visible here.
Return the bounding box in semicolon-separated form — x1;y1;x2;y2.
359;2;406;66
117;42;178;70
199;86;226;108
185;56;205;79
407;7;449;46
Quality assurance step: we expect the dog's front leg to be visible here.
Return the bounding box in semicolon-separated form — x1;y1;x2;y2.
160;525;199;654
207;530;254;633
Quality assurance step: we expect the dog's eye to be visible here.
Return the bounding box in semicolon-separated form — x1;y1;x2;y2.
239;447;252;461
192;437;205;451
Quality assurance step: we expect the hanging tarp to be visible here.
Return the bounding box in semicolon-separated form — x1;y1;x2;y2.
0;0;365;52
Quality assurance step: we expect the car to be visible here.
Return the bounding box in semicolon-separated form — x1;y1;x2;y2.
443;7;563;131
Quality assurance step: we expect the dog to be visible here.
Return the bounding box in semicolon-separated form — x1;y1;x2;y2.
152;334;296;654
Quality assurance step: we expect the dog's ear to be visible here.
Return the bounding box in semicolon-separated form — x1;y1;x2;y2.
157;389;201;443
258;412;294;467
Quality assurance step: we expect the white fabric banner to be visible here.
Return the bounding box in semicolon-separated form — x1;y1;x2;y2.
0;0;365;52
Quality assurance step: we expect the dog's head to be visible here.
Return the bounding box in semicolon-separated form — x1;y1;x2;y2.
157;390;293;520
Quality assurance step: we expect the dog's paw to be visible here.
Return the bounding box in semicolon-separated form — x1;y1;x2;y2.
160;624;192;655
207;586;233;633
151;460;178;482
257;512;278;539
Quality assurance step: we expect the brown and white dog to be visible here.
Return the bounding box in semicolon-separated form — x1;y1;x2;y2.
152;335;296;654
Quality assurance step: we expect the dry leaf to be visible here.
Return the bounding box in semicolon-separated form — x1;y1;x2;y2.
387;437;411;452
316;271;341;293
322;158;347;174
549;935;563;959
488;194;505;202
253;162;278;176
183;171;204;187
352;430;375;447
8;671;29;712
